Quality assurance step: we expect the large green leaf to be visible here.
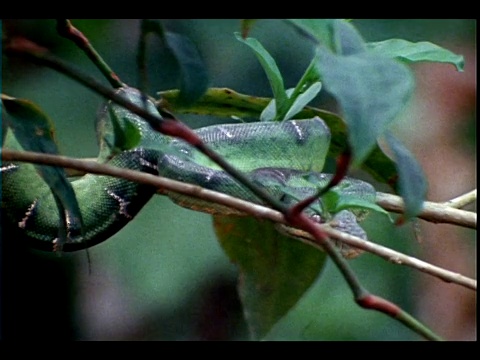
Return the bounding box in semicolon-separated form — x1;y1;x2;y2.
1;94;84;247
235;32;288;117
214;215;327;340
367;39;465;71
315;20;415;167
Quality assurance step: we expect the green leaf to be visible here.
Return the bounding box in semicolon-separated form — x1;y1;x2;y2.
2;95;57;155
367;39;465;72
259;97;276;122
235;32;288;117
332;193;392;221
317;49;414;166
1;95;84;247
286;19;334;50
283;81;322;120
281;51;322;106
214;215;327;340
320;178;391;220
259;81;322;122
260;88;295;122
384;132;428;220
165;31;209;105
316;21;414;166
331;19;366;55
105;104;142;154
260;52;323;122
337;197;391;219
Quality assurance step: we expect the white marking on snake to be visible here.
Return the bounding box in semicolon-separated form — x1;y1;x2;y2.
64;212;81;240
18;199;38;229
0;164;19;172
218;126;234;139
65;211;73;228
205;172;214;182
135;150;158;171
290;120;304;141
106;189;132;219
139;157;158;171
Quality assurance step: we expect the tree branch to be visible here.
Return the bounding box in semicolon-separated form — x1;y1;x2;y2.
61;158;476;230
2;148;476;291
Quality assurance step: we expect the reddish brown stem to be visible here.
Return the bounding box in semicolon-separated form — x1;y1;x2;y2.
56;19;124;88
356;293;401;316
159;119;203;147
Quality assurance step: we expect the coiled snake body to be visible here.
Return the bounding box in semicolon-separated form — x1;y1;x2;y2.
1;87;375;252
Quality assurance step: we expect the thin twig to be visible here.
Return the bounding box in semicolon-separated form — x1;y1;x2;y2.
442;189;477;209
56;19;124;89
376;192;476;229
293;226;476;291
2;148;476;291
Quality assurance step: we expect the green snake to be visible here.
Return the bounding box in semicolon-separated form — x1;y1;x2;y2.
1;87;376;252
